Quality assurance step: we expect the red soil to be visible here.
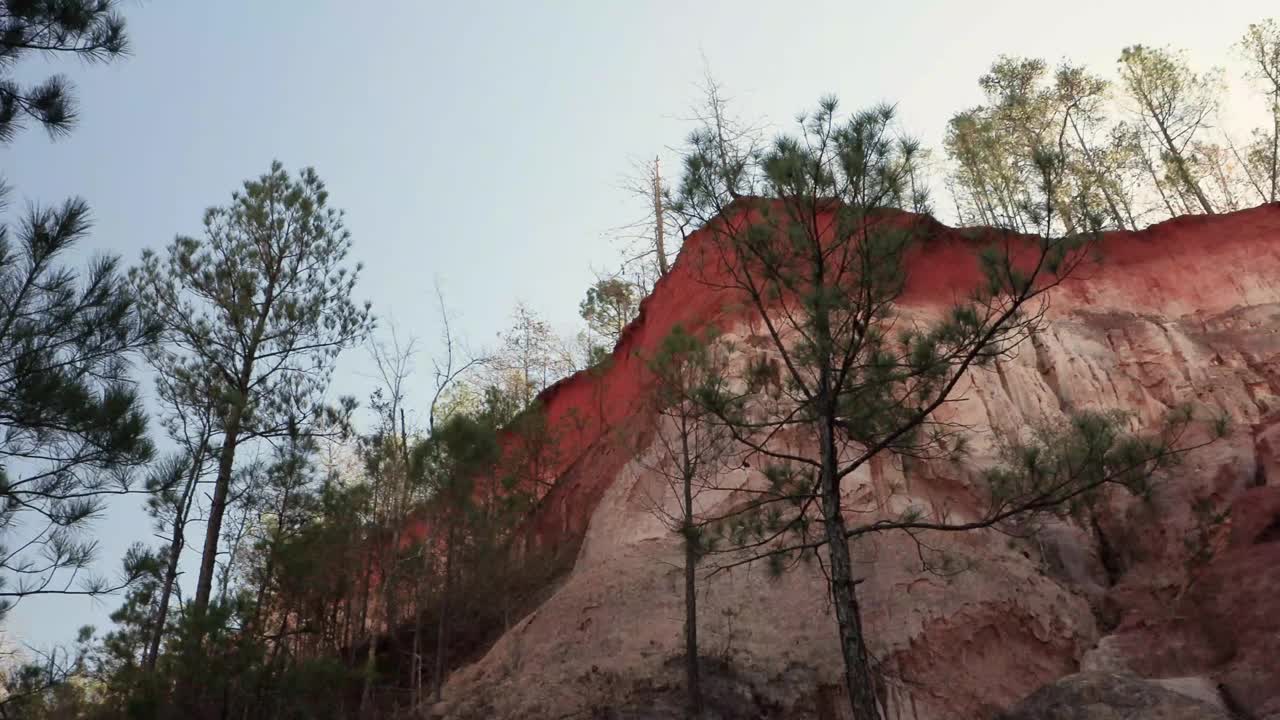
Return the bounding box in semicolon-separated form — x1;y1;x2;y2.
502;201;1280;558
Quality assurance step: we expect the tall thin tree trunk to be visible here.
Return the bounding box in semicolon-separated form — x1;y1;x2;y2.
1068;116;1132;230
249;484;290;637
257;613;291;716
1116;188;1140;233
1156;122;1214;215
1271;91;1279;203
360;626;377;717
191;270;277;632
145;437;207;670
1225;133;1269;205
1143;148;1179;218
433;522;456;704
683;470;701;717
194;413;241;617
806;224;881;719
411;607;423;709
654;157;670;277
358;478;384;718
179;408;245;712
819;411;881;720
357;563;372;649
341;594;352;659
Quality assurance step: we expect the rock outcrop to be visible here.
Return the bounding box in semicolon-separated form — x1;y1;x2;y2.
441;205;1280;719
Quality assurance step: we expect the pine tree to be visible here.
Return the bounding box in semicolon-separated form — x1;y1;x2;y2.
0;0;151;622
1117;45;1220;215
130;162;372;640
945;56;1141;232
1240;19;1280;204
415;410;500;704
0;0;129;143
579;276;640;354
673;97;1214;719
643;326;736;717
0;190;157;619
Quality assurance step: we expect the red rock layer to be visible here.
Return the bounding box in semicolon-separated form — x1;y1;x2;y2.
515;202;1280;557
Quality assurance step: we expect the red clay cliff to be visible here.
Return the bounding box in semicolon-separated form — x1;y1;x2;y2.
435;203;1280;719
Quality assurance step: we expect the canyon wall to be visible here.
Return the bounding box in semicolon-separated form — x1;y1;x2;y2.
441;205;1280;719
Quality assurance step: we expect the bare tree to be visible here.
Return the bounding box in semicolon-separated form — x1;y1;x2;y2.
610;158;679;293
493;302;575;408
608;70;763;294
357;327;417;718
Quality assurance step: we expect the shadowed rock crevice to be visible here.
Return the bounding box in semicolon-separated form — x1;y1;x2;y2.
1000;673;1232;720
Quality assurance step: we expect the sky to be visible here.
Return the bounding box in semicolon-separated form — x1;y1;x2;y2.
4;0;1277;651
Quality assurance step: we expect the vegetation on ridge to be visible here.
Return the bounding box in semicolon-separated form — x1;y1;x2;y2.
1;4;1274;719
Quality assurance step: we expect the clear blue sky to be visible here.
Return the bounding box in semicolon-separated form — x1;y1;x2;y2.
5;0;1274;650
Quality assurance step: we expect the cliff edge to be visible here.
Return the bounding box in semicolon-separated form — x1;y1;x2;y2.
442;205;1280;719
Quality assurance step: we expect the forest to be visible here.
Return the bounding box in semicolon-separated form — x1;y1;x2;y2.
2;3;1279;720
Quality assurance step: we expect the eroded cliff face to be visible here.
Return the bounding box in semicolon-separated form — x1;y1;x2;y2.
440;205;1280;719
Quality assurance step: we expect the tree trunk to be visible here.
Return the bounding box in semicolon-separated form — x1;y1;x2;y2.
433;521;456;703
806;229;881;720
819;416;881;720
357;557;372;650
361;457;391;718
654;157;670;277
259;613;291;717
249;481;291;638
145;438;206;670
360;626;377;718
1271;91;1279;204
675;407;703;716
1142;148;1180;218
192;405;243;622
1155;120;1214;215
1068;116;1132;230
190;266;277;632
683;456;701;717
411;608;423;709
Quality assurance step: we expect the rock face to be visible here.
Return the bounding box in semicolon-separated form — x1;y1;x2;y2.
1000;672;1232;720
441;205;1280;719
1083;482;1280;718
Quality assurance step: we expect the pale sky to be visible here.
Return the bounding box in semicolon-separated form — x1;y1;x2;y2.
5;0;1276;650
